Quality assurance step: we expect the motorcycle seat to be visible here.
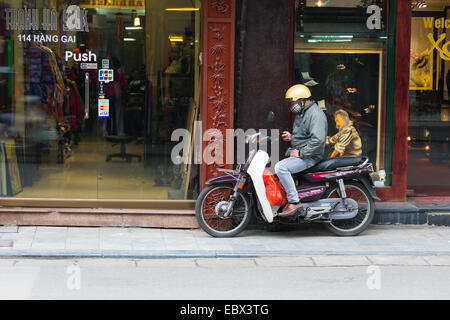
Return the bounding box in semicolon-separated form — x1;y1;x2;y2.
306;156;364;173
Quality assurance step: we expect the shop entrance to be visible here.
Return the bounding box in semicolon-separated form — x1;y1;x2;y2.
0;0;201;203
407;1;450;198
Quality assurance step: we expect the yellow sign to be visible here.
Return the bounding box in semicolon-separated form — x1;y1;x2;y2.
422;17;450;29
425;33;450;61
421;17;450;61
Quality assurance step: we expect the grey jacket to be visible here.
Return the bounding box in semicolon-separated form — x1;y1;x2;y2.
285;101;328;162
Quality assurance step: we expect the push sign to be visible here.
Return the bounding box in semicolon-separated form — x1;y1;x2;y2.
99;69;113;83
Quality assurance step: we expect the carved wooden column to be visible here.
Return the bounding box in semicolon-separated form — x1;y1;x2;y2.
201;0;235;190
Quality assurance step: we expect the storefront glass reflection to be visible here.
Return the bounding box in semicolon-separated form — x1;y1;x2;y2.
0;0;201;200
294;0;389;186
407;2;450;197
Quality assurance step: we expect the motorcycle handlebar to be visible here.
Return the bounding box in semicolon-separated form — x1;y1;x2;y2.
245;134;278;144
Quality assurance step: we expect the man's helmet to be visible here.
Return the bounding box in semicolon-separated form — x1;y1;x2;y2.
285;84;311;102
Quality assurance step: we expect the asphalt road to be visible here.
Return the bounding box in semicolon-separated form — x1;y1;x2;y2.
0;257;449;300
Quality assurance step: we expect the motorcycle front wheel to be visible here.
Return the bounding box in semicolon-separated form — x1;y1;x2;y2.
195;184;252;238
322;181;375;236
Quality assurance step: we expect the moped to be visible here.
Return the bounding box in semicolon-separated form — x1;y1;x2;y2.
195;112;379;237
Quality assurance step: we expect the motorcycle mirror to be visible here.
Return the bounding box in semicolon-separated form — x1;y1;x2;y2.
266;111;275;124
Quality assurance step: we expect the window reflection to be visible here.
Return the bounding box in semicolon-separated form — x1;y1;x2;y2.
407;3;450;197
0;0;201;200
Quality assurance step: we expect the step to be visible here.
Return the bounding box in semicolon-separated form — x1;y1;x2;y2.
0;207;199;229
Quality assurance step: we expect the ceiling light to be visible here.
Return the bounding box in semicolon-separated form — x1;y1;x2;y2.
165;8;200;11
131;10;141;27
169;35;184;42
316;0;324;7
412;0;427;9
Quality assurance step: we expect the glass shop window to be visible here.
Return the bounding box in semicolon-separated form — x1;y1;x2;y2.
0;0;201;200
294;0;390;186
407;2;450;197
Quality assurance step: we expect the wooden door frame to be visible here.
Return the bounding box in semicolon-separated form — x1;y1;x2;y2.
200;0;236;190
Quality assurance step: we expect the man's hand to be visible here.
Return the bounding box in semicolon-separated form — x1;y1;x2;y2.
282;131;292;142
290;149;299;158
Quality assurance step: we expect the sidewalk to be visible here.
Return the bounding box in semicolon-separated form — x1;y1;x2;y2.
1;224;450;259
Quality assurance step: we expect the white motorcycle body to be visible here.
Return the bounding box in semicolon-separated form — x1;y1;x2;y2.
245;149;359;223
246;150;275;223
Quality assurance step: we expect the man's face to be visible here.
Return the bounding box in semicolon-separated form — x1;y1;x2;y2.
288;99;303;113
288;100;298;108
335;114;344;130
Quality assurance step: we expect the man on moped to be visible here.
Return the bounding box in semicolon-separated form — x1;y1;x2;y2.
275;84;328;217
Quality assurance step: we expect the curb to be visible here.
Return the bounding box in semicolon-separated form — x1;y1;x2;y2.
1;249;450;259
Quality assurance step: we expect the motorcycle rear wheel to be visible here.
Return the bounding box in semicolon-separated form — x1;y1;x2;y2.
195;184;252;238
322;181;375;236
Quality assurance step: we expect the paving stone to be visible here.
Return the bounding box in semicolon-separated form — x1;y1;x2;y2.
130;228;164;240
312;256;371;267
17;226;36;233
12;240;33;250
353;236;390;246
367;256;429;266
0;240;13;248
67;227;100;236
196;258;257;268
31;242;66;250
34;228;67;242
136;258;197;268
13;259;77;267
66;240;100;251
1;231;35;240
0;225;18;233
100;241;132;251
422;256;450;266
255;257;314;267
0;259;15;266
131;240;167;250
75;258;136;268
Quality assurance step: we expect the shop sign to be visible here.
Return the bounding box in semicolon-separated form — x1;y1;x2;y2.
102;59;109;69
99;69;114;83
80;63;98;70
425;33;450;61
17;34;76;43
65;51;97;62
422;18;450;61
98;99;110;118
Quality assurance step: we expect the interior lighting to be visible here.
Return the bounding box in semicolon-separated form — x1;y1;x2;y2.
165;8;200;11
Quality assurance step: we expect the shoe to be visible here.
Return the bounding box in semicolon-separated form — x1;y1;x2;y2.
278;203;303;217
